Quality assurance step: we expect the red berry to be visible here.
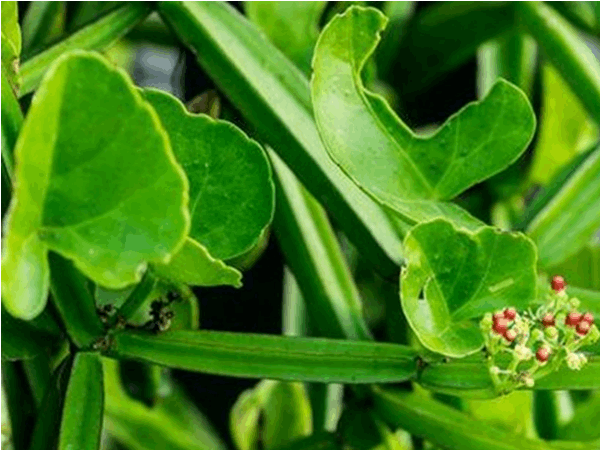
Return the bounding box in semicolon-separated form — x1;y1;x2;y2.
504;307;517;321
582;312;594;325
504;329;517;342
536;347;551;363
565;312;582;327
493;318;509;335
576;321;591;336
493;311;505;322
551;275;566;292
542;313;555;327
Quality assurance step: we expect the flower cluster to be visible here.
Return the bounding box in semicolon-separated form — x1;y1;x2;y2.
480;276;599;394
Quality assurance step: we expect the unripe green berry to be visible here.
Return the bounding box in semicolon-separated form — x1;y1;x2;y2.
569;298;581;309
544;326;558;341
530;329;544;342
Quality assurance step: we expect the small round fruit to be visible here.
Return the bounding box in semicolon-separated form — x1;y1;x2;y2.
542;313;555;327
576;320;591;336
504;329;517;342
582;312;594;325
536;347;551;363
493;318;509;335
565;312;582;327
551;275;566;292
493;311;505;322
504;308;517;321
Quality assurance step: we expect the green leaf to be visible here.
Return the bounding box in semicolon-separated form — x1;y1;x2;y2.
142;88;274;261
21;1;66;57
372;386;579;450
527;147;600;268
517;1;600;125
1;1;22;92
103;358;228;450
312;7;535;229
157;1;403;277
109;329;417;384
245;1;326;74
529;64;598;186
20;3;150;96
271;151;371;340
401;219;537;357
231;380;312;450
58;353;103;450
1;51;189;320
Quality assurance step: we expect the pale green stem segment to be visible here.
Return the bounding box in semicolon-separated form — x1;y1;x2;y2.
109;329;417;384
271;150;372;341
58;353;104;450
517;1;600;124
20;2;150;96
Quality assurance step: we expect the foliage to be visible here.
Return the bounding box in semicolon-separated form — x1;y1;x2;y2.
2;2;600;450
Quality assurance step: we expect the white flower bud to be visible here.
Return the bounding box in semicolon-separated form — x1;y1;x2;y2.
523;374;535;388
515;344;533;361
566;352;586;370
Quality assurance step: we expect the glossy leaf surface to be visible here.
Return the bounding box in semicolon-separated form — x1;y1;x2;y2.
110;330;417;383
1;52;189;320
527;147;600;268
58;353;104;450
143;88;274;261
312;7;535;229
157;1;403;276
152;238;242;288
401;219;537;357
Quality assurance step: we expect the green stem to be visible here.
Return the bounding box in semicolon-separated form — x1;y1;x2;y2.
48;253;105;349
20;2;151;96
517;1;600;124
270;150;372;341
113;269;157;325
